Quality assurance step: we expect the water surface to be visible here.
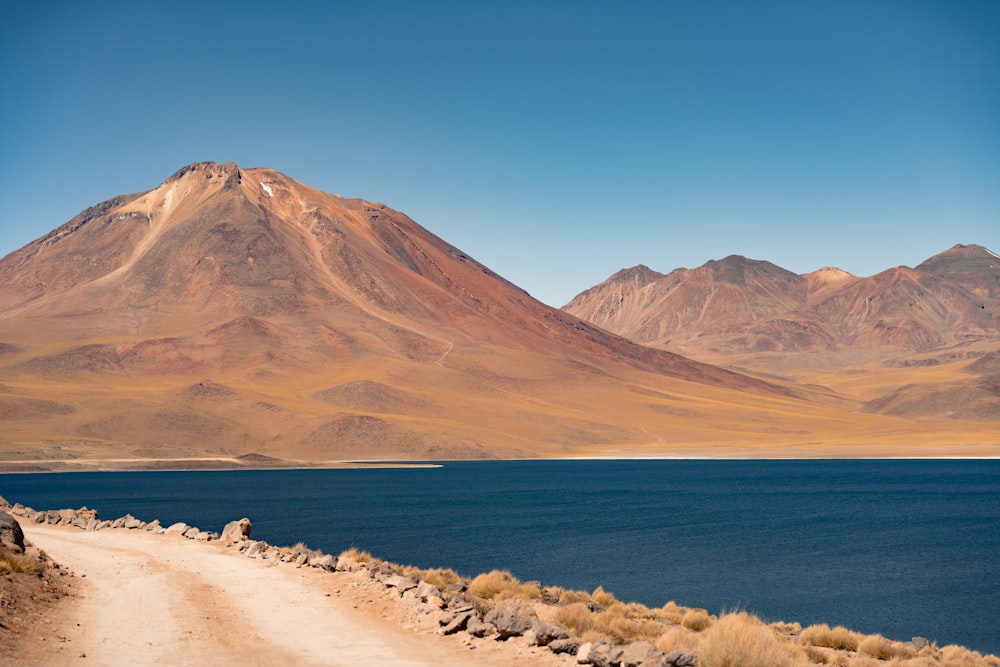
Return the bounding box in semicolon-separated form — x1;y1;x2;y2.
3;459;997;654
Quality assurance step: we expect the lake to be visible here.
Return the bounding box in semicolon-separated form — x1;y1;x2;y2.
2;459;998;655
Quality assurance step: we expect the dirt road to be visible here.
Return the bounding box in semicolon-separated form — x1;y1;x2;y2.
21;524;564;666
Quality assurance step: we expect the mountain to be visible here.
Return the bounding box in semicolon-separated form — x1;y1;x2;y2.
1;164;996;464
563;246;1000;420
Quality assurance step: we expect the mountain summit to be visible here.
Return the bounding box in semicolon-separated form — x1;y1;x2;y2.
1;163;996;462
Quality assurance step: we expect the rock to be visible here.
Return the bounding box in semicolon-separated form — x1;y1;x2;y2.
123;515;144;529
466;616;497;638
441;611;474;635
912;636;930;650
548;637;582;655
311;554;337;571
382;574;418;594
335;556;359;572
483;599;538;639
415;581;441;601
76;507;99;522
619;640;667;667
663;649;698;667
531;619;569;646
164;522;189;535
144;519;162;532
220;518;252;543
585;642;624;667
243;541;267;558
0;495;9;509
577;642;594;664
0;512;26;553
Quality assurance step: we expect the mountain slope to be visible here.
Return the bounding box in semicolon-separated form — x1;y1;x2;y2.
1;164;996;463
564;246;1000;421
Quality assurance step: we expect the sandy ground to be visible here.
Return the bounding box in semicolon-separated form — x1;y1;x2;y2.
18;524;569;667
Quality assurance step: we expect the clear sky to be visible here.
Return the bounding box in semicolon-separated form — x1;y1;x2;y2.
2;1;997;307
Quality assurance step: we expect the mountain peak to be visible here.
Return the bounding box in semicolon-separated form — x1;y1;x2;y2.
702;255;795;285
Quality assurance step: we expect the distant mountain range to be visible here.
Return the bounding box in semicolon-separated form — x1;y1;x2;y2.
0;163;996;464
563;245;999;355
563;245;1000;419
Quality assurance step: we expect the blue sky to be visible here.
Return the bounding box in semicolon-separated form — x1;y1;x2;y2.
2;1;997;307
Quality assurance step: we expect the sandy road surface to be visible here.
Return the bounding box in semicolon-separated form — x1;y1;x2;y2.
21;524;565;667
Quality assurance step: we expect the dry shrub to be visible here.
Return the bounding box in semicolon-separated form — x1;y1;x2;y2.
0;546;43;575
771;620;803;635
682;608;714;631
939;645;1000;667
803;645;831;664
660;600;685;624
419;567;461;588
595;603;667;644
697;611;800;667
844;658;879;667
800;624;863;651
591;585;618;606
656;624;700;654
857;634;916;661
338;547;373;563
467;569;541;601
557;588;593;605
554;602;597;636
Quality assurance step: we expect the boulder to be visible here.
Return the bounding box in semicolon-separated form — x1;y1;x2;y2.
415;581;441;602
441;610;474;635
912;636;930;650
531;619;569;646
663;649;698;667
466;616;497;638
164;522;190;535
310;554;337;571
483;599;538;639
382;574;418;594
0;512;26;553
582;642;624;667
220;518;252;543
619;640;667;667
548;637;582;655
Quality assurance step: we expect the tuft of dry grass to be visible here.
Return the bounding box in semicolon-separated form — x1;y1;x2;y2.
655;624;700;654
467;569;542;601
556;588;593;605
697;611;801;667
681;608;714;631
554;601;597;636
591;585;617;606
0;546;44;575
799;623;864;651
856;634;916;661
939;645;1000;667
337;547;373;563
594;603;667;644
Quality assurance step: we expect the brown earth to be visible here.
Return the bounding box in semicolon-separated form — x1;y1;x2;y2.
10;522;568;667
1;163;997;462
563;245;1000;428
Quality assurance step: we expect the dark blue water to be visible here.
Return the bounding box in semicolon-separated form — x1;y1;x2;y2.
3;460;998;655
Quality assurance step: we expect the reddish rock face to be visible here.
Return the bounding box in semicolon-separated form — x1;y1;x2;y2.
564;247;1000;357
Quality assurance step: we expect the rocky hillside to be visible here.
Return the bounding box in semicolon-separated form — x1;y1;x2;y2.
564;245;999;356
563;245;1000;420
3;161;926;463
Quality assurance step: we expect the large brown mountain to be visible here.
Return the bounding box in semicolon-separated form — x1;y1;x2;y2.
563;246;1000;420
1;163;996;466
